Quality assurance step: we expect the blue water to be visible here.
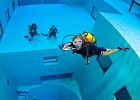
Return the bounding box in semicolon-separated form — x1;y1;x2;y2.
0;0;140;100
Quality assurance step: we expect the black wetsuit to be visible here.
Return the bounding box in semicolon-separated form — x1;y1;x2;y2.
49;28;58;38
69;42;107;58
31;24;38;35
28;26;34;38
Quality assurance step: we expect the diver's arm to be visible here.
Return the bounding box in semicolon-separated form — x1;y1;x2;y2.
62;43;72;50
50;28;53;32
59;41;78;51
55;28;58;34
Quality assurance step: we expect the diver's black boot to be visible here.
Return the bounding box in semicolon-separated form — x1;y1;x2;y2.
117;47;130;51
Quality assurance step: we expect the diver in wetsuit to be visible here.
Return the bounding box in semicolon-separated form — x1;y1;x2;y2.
59;35;129;64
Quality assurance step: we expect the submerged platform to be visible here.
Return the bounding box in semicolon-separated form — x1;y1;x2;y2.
0;4;94;53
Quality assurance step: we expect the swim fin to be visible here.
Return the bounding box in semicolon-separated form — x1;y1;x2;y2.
24;35;29;38
117;47;130;51
41;33;48;36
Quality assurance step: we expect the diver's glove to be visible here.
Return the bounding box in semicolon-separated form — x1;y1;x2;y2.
59;43;72;50
59;44;64;50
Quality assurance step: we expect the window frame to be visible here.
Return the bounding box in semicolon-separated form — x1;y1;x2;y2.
5;8;10;23
12;1;15;11
0;21;4;41
96;55;113;73
91;6;99;20
114;86;132;100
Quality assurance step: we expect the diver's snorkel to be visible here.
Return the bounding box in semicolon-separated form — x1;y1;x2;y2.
62;34;77;44
59;34;76;50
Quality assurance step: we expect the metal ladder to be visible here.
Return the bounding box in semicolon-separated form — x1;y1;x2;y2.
21;92;36;100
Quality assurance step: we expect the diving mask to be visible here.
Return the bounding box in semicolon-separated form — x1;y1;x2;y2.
73;40;82;45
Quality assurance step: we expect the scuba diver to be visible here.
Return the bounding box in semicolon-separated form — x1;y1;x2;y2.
41;25;58;40
24;23;40;41
59;32;130;65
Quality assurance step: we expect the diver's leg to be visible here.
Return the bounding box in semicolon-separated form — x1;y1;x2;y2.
102;49;119;56
28;32;34;41
47;33;51;40
88;45;107;51
53;33;57;39
102;47;130;56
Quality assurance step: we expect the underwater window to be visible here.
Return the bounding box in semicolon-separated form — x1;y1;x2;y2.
0;21;4;40
91;6;99;20
15;90;28;96
12;1;15;11
40;73;73;81
114;86;132;100
43;56;58;65
5;8;10;23
96;55;112;73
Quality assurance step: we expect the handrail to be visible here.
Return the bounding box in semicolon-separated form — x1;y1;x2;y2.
21;92;36;100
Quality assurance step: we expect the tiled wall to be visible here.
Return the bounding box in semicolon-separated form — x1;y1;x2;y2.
18;0;83;6
28;84;81;100
0;0;19;32
81;0;121;16
0;0;19;99
123;0;140;12
73;12;140;100
0;64;18;100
